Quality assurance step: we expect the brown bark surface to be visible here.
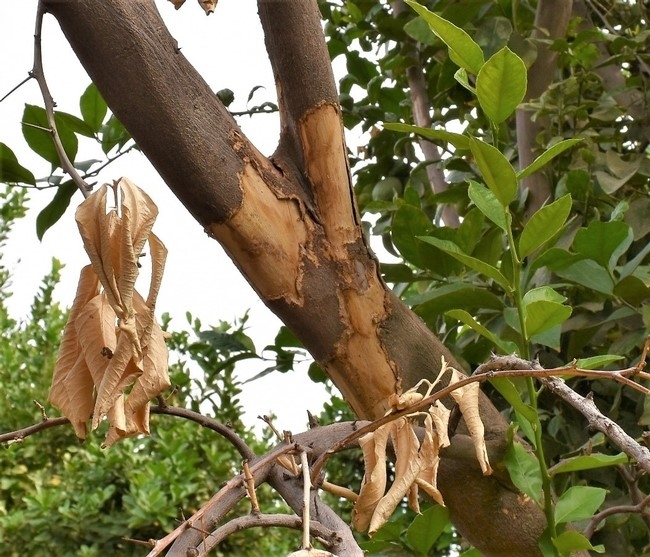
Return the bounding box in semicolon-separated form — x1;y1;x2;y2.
44;0;545;554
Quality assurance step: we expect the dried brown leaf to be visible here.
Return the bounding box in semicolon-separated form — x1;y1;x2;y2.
51;178;169;445
415;414;444;506
49;265;100;438
368;419;423;535
198;0;217;15
446;362;492;475
169;0;186;9
352;424;391;532
429;401;451;448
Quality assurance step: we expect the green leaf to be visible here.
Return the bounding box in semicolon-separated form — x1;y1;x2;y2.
454;68;477;94
469;137;517;206
522;287;572;337
22;104;78;167
0;142;36;185
446;309;518;354
36;181;78;240
518;139;583;179
575;355;625;369
418;236;511;290
519;195;572;258
383;123;470;149
556;260;614;295
404;0;484;74
489;377;537;424
100;114;131;154
467;180;507;230
554;486;606;525
403;16;437;45
551;453;628;475
55;111;95;138
553;531;605;554
405;504;450;554
573;221;633;270
476;47;527;124
504;438;543;505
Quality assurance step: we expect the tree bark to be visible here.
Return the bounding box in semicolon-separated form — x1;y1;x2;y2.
44;0;545;554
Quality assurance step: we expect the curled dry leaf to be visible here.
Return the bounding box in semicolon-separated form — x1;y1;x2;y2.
49;178;170;445
168;0;186;9
353;358;491;534
198;0;217;14
442;358;492;475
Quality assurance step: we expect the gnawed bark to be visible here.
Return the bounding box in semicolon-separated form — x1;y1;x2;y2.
44;0;545;554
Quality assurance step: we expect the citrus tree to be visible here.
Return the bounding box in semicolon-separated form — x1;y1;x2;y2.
1;1;649;556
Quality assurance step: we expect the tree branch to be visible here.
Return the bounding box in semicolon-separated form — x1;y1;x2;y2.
391;0;460;228
516;0;573;218
33;2;90;197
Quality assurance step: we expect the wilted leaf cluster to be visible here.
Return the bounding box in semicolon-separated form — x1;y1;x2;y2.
49;178;169;446
352;358;490;535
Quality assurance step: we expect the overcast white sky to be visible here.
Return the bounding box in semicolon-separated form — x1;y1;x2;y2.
0;1;348;431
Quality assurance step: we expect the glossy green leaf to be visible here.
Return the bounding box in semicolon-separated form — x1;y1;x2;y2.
468;180;507;230
446;309;518;354
551;453;628;475
523;287;572;337
553;531;604;554
469;137;517;206
554;486;606;525
404;0;484;74
518;139;583;179
418;236;511;290
573;221;633;270
0;142;36;185
405;504;450;554
504;438;543;505
36;181;78;240
519;194;572;258
383;123;469;149
476;47;527;124
22;104;78;167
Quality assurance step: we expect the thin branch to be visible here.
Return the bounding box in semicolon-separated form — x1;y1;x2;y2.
584;493;650;538
194;513;338;557
300;449;311;550
0;74;33;104
32;1;90;198
310;359;650;481
391;0;460;228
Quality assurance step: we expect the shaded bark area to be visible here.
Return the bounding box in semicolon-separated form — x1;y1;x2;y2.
44;0;545;554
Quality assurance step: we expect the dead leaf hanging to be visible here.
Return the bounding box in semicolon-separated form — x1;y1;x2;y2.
49;177;170;445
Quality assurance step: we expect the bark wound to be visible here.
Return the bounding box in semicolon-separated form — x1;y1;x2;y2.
208;163;308;305
300;103;399;419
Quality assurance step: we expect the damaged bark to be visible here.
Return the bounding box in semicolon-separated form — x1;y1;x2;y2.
44;0;546;554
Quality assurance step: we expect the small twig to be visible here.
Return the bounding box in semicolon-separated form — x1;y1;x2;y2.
32;2;90;198
0;74;33;104
193;513;338;557
584;493;650;538
242;460;260;513
33;400;48;421
300;450;312;550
